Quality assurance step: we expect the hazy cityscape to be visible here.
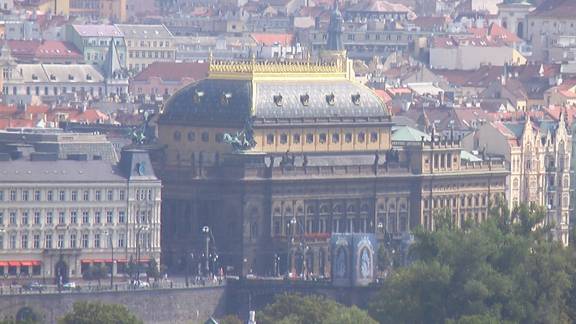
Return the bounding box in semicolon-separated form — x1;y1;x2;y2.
0;0;575;323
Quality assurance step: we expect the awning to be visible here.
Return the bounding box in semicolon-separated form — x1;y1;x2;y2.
31;261;41;266
20;261;33;267
0;262;7;267
8;261;20;267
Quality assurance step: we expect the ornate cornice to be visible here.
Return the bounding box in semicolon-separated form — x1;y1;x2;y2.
207;53;347;80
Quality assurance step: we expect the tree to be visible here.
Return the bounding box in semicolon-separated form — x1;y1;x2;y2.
369;202;575;324
257;294;377;324
146;258;160;281
59;301;142;324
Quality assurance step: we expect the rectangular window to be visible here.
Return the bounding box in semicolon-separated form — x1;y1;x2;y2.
33;235;40;249
34;190;41;201
71;191;78;201
10;190;16;201
119;190;125;200
47;190;53;201
21;234;28;249
82;211;90;224
45;234;52;249
22;211;29;225
9;212;16;225
58;212;64;224
119;211;125;223
70;234;77;248
10;235;16;249
107;190;113;201
94;233;100;248
95;190;101;201
59;190;65;201
118;233;125;248
0;191;3;201
58;234;64;248
34;211;40;225
22;190;29;201
82;234;89;248
0;235;3;249
71;211;77;224
83;191;89;201
107;211;113;223
293;134;301;144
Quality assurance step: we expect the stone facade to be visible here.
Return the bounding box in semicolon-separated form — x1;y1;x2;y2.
0;148;161;279
464;117;572;245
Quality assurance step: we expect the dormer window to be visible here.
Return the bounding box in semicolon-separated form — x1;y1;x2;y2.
326;93;335;106
86;74;92;80
50;74;56;81
351;93;361;105
68;74;74;81
220;92;232;105
273;94;283;107
31;74;38;80
300;94;309;106
193;90;204;103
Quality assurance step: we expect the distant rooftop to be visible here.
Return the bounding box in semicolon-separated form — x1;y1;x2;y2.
72;25;124;37
115;24;173;39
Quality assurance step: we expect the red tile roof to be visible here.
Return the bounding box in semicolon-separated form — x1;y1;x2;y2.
132;62;209;82
1;40;82;61
468;23;521;46
250;33;295;46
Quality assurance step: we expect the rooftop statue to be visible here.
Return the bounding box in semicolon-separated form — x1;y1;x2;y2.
223;118;257;152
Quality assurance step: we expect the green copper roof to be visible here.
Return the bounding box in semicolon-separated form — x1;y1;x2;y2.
392;126;430;142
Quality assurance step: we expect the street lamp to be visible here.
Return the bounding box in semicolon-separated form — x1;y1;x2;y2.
202;226;210;277
135;225;149;283
288;217;297;277
104;230;114;288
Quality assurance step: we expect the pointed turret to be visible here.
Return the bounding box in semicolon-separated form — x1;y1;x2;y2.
103;39;124;79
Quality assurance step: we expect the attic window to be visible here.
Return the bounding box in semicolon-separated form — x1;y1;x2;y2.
32;74;38;80
86;74;92;80
273;94;283;107
68;74;74;80
50;74;56;80
351;93;361;105
193;90;204;103
220;92;232;105
300;94;309;106
326;93;335;106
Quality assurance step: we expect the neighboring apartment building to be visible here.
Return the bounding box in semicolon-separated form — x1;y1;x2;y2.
464;117;572;246
526;0;576;63
0;42;128;104
0;146;161;280
430;36;527;70
68;0;127;22
65;25;127;71
4;20;41;41
115;24;176;73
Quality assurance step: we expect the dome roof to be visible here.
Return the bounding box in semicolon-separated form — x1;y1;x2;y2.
160;77;389;125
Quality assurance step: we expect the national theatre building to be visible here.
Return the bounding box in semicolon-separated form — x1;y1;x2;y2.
155;7;508;277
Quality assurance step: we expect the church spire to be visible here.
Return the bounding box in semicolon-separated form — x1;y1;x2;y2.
326;0;344;51
104;39;124;79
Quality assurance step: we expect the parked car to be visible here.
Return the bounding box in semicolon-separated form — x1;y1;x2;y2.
23;282;44;292
133;280;149;288
63;282;77;289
